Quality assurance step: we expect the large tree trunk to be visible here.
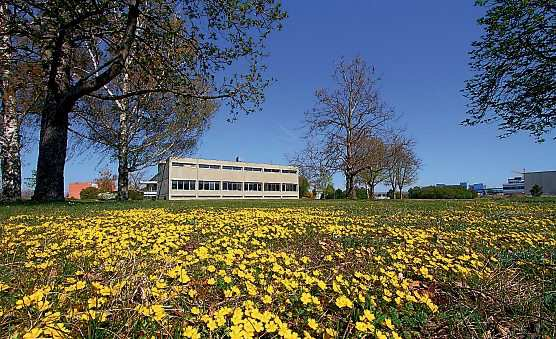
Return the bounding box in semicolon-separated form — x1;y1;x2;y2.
33;99;70;201
345;173;357;199
1;87;21;201
368;182;375;199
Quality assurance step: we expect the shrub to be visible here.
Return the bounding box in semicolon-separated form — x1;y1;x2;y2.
408;185;477;199
302;191;314;199
356;187;368;199
98;192;117;200
129;190;144;200
530;184;543;197
80;187;99;200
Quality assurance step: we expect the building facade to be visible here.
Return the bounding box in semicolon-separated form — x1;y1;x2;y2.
502;176;525;195
524;171;556;196
154;157;299;200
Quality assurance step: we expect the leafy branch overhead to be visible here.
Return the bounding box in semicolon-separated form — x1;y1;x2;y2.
2;0;287;201
463;0;556;142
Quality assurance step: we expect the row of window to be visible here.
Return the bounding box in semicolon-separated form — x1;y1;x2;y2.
171;162;297;174
171;180;297;192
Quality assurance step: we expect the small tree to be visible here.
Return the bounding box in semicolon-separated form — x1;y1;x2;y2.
530;184;543;197
95;169;116;193
298;176;310;198
356;136;388;199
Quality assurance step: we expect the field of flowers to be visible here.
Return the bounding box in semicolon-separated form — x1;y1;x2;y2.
0;199;555;338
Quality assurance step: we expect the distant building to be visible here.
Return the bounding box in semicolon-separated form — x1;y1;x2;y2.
153;157;299;200
524;171;556;195
503;176;525;195
460;182;468;189
68;182;98;199
486;187;504;195
469;183;486;195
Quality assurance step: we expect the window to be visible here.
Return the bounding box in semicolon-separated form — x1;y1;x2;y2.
244;182;262;191
264;168;281;173
172;162;196;168
264;183;281;191
244;167;262;172
282;169;297;174
198;180;220;190
282;183;297;192
223;166;243;171
223;181;242;191
199;164;221;169
171;180;195;190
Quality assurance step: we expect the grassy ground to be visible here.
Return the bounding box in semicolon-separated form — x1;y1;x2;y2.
0;198;555;338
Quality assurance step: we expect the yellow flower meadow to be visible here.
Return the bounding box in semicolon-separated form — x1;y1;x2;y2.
0;200;554;338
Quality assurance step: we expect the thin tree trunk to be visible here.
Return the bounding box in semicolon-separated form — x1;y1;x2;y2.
117;108;129;200
1;86;21;201
33;98;70;201
390;183;396;199
0;2;21;202
117;147;129;200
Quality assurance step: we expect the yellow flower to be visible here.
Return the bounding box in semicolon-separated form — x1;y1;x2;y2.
335;295;353;308
183;325;200;339
384;318;395;330
307;318;318;330
262;295;272;304
300;292;312;305
23;328;43;339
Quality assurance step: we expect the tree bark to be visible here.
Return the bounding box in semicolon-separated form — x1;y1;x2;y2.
1;5;22;202
117;109;129;200
117;148;129;200
1;86;21;202
33;98;70;201
367;182;375;199
345;173;357;199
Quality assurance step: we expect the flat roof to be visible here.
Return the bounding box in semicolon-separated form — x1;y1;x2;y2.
524;170;556;174
165;156;298;170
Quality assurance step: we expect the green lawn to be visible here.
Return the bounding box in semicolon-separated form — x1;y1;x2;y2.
1;198;555;338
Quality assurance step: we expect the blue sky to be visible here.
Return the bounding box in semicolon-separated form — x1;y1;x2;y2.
22;1;556;192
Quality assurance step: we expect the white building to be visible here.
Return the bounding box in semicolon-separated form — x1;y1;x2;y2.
149;157;299;200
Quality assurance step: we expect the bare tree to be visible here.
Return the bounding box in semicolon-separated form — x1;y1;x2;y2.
128;169;146;191
73;61;217;200
291;142;333;197
356;136;387;199
302;57;394;199
386;135;420;199
394;147;420;200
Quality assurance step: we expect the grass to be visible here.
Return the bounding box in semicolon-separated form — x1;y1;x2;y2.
0;198;555;338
